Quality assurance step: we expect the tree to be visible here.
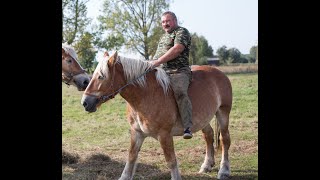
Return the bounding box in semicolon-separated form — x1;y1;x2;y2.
189;33;213;65
227;48;241;64
249;45;257;63
63;0;100;74
63;0;91;44
240;54;249;63
74;32;97;74
97;0;170;60
216;45;229;64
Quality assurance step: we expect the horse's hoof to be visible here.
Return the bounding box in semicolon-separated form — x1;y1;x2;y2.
199;164;213;173
217;173;230;179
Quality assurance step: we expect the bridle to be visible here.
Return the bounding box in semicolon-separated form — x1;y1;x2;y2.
99;68;153;103
62;56;86;86
62;69;86;86
85;58;154;103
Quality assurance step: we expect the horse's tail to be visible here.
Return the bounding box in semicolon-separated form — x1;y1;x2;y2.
215;116;221;152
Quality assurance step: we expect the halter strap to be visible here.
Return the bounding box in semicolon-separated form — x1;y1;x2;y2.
62;69;86;86
98;68;154;103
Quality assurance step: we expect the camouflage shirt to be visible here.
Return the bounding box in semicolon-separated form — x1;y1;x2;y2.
154;26;191;71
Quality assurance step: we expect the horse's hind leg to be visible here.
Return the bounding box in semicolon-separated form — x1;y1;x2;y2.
199;124;215;173
119;128;146;180
158;132;182;180
216;106;231;179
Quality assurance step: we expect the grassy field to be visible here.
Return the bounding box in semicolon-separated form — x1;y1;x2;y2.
62;72;258;180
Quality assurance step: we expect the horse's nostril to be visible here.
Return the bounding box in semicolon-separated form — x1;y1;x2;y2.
82;101;87;107
84;80;89;86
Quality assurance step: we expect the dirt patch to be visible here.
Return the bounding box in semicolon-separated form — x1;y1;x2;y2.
62;149;80;164
230;140;258;154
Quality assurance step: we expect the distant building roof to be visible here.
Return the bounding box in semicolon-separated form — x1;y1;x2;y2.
207;57;219;61
207;57;220;65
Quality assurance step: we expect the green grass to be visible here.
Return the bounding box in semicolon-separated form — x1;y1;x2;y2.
62;72;258;180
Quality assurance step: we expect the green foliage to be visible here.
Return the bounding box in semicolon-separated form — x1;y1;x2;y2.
63;0;257;75
63;0;102;74
227;48;241;64
74;32;97;74
216;45;229;64
62;0;70;10
196;56;208;65
249;45;257;63
95;34;125;52
63;0;90;44
97;0;170;60
240;54;250;63
148;25;163;59
189;33;213;65
217;46;254;64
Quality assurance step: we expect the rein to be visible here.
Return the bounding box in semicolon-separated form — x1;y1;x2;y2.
98;68;154;103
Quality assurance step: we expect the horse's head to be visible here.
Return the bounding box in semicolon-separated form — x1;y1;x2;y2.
81;51;125;112
81;51;170;112
62;44;90;91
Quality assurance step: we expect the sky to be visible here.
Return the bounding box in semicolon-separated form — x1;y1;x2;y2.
86;0;258;60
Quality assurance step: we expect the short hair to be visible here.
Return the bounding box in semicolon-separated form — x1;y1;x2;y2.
162;11;177;21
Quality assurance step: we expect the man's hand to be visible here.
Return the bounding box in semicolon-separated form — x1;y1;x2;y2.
149;59;160;68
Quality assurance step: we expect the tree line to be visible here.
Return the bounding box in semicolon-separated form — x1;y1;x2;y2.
63;0;257;73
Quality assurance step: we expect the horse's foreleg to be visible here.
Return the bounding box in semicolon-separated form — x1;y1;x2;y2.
119;129;145;180
216;107;231;179
199;124;215;173
158;133;182;180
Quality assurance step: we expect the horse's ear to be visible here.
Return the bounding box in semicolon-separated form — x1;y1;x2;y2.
103;51;109;58
108;51;118;65
103;51;110;61
62;48;65;54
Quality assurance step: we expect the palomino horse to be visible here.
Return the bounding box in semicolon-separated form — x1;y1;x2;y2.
62;43;90;91
81;52;232;180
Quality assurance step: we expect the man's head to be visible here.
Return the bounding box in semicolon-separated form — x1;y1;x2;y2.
161;11;178;33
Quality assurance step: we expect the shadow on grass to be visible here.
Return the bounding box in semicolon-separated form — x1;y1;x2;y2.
228;169;258;180
62;151;257;180
63;152;165;180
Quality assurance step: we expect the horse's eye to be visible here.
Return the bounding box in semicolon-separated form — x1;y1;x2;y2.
67;59;72;63
98;75;104;80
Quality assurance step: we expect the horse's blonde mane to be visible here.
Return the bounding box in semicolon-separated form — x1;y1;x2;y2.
96;56;109;79
97;55;170;94
62;43;78;61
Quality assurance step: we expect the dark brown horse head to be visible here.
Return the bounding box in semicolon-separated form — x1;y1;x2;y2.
62;44;90;91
